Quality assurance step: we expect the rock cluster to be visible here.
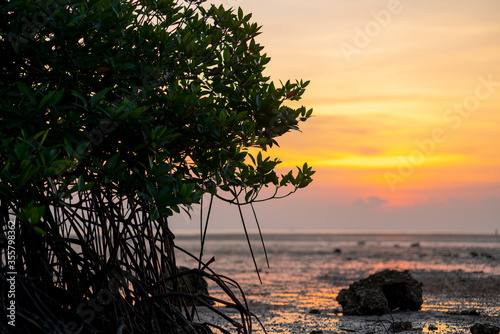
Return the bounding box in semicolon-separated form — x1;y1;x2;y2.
336;269;423;315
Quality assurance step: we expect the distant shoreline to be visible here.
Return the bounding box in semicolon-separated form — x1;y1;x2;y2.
186;229;500;333
174;229;500;237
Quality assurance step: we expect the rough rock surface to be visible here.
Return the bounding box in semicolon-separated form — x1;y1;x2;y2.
470;323;500;334
389;321;413;333
165;266;212;305
336;269;423;315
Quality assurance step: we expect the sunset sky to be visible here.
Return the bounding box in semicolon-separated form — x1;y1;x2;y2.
173;0;500;233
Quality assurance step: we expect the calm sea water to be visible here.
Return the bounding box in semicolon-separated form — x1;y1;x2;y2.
175;232;500;278
175;232;500;333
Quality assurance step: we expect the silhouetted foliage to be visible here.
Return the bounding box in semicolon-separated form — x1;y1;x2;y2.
0;0;314;333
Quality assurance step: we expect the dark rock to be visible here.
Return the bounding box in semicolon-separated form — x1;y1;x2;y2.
389;321;412;333
334;248;342;254
177;266;210;296
310;331;323;334
481;252;494;259
165;266;213;305
411;242;420;247
428;324;439;331
471;251;479;257
336;269;423;315
470;323;500;334
309;309;321;314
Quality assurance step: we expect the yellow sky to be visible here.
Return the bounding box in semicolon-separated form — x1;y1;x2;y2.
199;0;500;232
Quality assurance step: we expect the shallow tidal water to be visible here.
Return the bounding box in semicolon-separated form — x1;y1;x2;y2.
175;232;500;333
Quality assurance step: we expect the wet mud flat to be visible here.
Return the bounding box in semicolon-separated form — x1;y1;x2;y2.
199;270;500;333
176;233;500;333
